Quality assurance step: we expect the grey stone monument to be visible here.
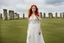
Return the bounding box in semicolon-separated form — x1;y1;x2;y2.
23;13;25;19
48;13;53;18
14;13;19;19
60;13;62;18
43;13;46;18
9;10;14;20
55;12;58;18
0;13;2;19
14;13;17;19
40;12;42;18
17;14;19;19
63;12;64;18
3;9;7;20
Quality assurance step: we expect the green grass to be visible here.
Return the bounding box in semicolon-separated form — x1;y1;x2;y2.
0;18;64;43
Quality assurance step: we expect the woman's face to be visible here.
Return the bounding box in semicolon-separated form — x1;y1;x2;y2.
32;6;36;13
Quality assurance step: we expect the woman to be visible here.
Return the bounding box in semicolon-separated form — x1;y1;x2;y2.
26;4;45;43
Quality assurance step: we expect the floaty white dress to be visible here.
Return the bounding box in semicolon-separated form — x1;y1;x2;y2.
26;14;45;43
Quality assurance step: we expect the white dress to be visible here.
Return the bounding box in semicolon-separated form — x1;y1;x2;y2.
26;14;45;43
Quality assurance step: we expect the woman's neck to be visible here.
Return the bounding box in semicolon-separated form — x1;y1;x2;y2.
32;12;35;14
32;12;35;15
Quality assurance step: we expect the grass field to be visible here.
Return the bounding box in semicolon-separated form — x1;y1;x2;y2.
0;18;64;43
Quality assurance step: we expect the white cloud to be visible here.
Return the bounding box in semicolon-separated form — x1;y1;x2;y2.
45;0;64;5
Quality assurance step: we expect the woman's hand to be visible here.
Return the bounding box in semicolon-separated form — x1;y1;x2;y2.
39;31;41;35
36;16;41;20
36;15;39;18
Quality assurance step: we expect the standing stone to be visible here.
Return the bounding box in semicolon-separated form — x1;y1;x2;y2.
60;13;62;18
23;13;25;19
0;13;2;19
40;12;42;18
48;13;53;18
7;12;10;20
43;13;46;18
14;13;19;19
48;13;50;18
3;9;7;20
55;12;58;18
14;13;17;19
63;12;64;18
16;14;19;19
9;10;14;20
14;13;16;19
17;14;19;19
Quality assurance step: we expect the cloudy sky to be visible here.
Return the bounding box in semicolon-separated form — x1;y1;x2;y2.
0;0;64;17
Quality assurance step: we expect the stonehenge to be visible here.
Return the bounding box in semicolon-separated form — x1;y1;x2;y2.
60;13;62;18
3;9;8;20
40;12;42;18
23;13;25;19
0;9;64;20
9;10;14;20
14;13;19;19
0;13;2;19
63;12;64;18
48;13;53;18
2;9;19;20
55;12;58;18
43;13;46;18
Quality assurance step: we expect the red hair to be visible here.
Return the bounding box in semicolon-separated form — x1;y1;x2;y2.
28;4;39;18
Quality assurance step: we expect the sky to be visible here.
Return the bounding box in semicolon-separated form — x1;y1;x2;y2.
0;0;64;17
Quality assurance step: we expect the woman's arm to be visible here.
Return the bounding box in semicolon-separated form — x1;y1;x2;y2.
36;16;41;35
38;18;41;35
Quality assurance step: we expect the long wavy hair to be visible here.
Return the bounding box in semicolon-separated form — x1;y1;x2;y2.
28;4;39;18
